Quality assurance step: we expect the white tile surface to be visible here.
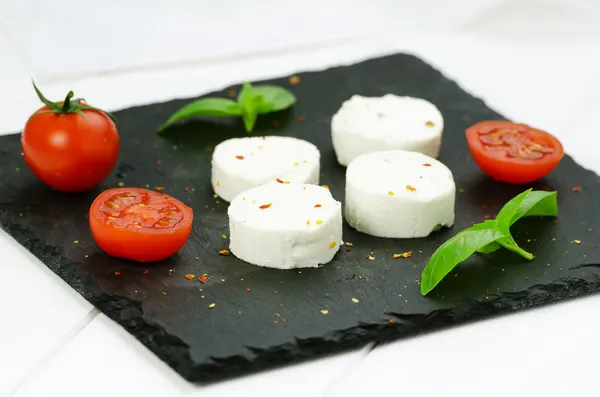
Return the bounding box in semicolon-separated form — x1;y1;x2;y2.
0;0;505;81
0;32;38;136
11;313;371;397
328;295;600;397
460;0;600;38
0;228;95;397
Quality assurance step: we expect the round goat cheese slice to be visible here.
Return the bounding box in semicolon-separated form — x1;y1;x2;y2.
228;183;342;269
345;150;455;238
331;94;444;166
212;136;320;202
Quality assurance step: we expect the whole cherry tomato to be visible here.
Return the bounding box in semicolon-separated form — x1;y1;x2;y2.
89;188;193;262
21;82;120;192
466;120;563;184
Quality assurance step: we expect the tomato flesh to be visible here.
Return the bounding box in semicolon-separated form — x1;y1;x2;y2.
90;188;193;262
466;121;563;184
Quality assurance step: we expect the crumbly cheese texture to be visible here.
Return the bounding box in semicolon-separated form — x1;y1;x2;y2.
212;136;320;202
345;150;455;238
331;94;444;166
228;183;343;269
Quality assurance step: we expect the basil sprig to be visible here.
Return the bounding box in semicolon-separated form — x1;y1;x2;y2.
420;189;558;296
158;82;296;134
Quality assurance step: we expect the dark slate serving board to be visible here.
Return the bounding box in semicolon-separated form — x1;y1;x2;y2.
1;53;600;383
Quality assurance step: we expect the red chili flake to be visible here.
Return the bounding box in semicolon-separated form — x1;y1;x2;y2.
389;318;396;324
6;199;13;203
542;186;550;191
157;160;163;165
114;271;121;276
406;185;416;192
345;247;352;252
553;219;559;225
272;120;280;127
295;115;306;122
155;186;165;191
183;187;190;192
259;203;272;209
185;274;195;280
236;155;245;160
219;249;230;256
482;204;487;209
276;178;285;184
284;323;288;327
573;186;581;192
484;215;491;220
227;90;237;98
289;75;301;85
314;204;322;208
198;275;208;283
525;276;529;280
422;163;431;167
143;269;149;274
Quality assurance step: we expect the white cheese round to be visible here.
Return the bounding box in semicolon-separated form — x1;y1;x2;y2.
212;136;320;202
228;183;343;269
345;150;455;238
331;94;444;166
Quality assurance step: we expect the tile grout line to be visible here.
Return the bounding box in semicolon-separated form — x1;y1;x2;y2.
6;308;100;397
0;24;42;77
36;35;366;86
317;343;376;397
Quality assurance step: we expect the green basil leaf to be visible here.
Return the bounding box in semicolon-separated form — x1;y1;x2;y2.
470;221;502;253
158;98;243;132
477;190;557;254
421;228;506;296
476;242;502;254
251;85;296;113
497;235;533;260
510;190;558;224
242;108;258;133
238;82;262;132
237;82;256;106
494;188;532;232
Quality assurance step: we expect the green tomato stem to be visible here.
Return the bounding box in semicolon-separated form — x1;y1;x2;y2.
61;91;75;112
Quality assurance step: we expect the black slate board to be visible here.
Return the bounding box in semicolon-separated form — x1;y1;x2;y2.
1;53;600;383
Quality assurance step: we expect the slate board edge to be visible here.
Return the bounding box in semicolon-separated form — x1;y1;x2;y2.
2;52;600;384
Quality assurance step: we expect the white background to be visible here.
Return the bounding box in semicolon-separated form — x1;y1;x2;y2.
1;0;600;396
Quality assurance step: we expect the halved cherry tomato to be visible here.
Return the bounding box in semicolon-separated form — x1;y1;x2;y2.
89;188;193;262
466;121;564;184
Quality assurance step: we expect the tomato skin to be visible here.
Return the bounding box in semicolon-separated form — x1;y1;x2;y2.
89;188;193;263
22;104;120;192
466;121;564;184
